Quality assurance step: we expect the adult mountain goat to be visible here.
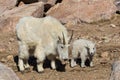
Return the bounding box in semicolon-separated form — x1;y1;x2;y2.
16;16;71;73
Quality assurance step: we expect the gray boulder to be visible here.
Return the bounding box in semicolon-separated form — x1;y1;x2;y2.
110;61;120;80
0;62;20;80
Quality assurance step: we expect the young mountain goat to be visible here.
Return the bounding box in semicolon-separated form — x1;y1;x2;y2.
70;39;96;68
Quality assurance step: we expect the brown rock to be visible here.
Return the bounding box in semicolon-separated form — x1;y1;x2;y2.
2;2;44;18
39;0;57;5
110;61;120;80
46;0;117;23
0;0;17;15
18;1;25;7
0;2;44;32
47;0;57;5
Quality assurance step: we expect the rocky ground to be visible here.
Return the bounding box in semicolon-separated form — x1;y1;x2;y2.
0;14;120;80
0;0;120;80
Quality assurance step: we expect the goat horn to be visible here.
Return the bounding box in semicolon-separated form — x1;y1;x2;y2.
68;30;74;44
62;32;66;45
58;36;61;41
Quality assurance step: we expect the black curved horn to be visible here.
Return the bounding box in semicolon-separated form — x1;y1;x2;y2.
62;32;66;45
68;30;74;44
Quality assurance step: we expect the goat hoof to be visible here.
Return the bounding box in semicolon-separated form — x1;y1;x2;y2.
38;71;44;73
81;65;86;68
90;65;94;68
25;68;31;73
20;71;25;74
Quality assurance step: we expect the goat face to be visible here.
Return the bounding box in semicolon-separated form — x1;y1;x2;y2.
57;43;69;60
57;33;69;60
86;43;96;56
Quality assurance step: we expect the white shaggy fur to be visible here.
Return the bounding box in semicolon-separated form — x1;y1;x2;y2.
70;39;96;68
16;16;69;73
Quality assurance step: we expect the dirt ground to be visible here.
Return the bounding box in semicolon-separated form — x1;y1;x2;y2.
0;15;120;80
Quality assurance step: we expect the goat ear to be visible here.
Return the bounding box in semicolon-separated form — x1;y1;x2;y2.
58;36;61;41
85;46;89;50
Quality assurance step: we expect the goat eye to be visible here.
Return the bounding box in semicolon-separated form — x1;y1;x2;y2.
61;46;64;49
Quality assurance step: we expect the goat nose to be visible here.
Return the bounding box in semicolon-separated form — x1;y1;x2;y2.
63;56;68;59
91;53;94;56
64;59;68;61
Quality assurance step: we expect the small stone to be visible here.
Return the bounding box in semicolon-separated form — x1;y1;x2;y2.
110;24;116;28
100;51;109;58
101;37;110;43
55;73;58;76
1;58;7;63
6;55;14;62
0;47;6;53
9;38;14;42
65;21;76;28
